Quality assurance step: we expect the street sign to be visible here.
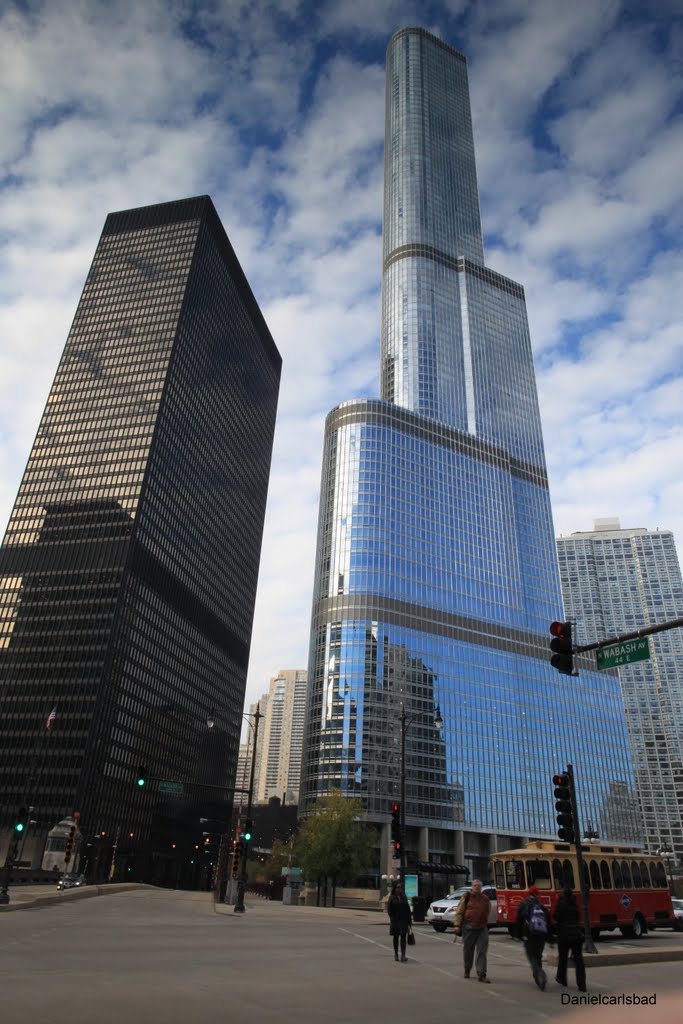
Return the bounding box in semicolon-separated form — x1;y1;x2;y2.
159;781;184;795
596;637;650;670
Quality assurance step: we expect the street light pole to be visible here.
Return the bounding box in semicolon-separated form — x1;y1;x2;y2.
398;702;442;887
657;848;674;891
399;704;407;886
234;702;262;914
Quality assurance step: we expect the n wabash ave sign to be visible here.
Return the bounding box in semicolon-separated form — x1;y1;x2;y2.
596;637;650;670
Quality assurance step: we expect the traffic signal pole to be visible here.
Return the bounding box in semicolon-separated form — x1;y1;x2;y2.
234;703;262;914
566;764;597;954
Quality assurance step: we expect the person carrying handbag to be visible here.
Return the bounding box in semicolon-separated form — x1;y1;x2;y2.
387;881;413;962
453;880;491;983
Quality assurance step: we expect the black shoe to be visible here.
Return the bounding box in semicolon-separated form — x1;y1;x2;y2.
555;977;567;987
478;975;491;983
401;955;408;962
394;954;399;961
464;970;470;978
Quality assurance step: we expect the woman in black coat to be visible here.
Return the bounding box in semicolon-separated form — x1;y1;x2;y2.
553;887;587;991
387;881;412;961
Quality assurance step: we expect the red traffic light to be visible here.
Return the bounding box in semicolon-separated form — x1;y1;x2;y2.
391;802;399;813
553;773;569;788
550;621;569;638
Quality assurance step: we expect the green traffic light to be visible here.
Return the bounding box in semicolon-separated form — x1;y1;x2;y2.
243;831;252;841
15;822;25;832
137;778;145;786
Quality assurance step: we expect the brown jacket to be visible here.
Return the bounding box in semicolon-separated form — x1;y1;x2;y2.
455;891;490;930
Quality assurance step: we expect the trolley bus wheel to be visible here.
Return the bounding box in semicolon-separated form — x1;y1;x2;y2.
590;928;601;941
507;925;517;938
621;915;646;939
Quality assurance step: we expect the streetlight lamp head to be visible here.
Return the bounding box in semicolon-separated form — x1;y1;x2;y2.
434;705;443;732
206;713;216;730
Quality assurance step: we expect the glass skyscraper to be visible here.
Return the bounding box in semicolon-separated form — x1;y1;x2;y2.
0;196;281;885
558;518;683;866
300;27;641;880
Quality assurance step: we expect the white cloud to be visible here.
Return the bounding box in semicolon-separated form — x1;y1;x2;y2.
1;0;682;715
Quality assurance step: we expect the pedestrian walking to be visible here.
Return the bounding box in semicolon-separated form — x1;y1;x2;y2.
387;881;412;962
515;884;552;990
453;879;491;983
553;887;587;992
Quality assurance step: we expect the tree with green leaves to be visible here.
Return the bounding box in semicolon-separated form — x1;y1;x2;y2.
296;789;374;903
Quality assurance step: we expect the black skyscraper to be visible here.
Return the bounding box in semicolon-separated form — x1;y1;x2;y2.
0;196;281;884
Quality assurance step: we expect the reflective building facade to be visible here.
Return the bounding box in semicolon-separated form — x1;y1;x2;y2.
301;28;640;879
558;518;683;866
0;196;281;884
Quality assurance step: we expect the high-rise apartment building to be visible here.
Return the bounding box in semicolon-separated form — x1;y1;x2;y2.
255;669;308;804
557;518;683;866
0;196;281;884
300;27;640;879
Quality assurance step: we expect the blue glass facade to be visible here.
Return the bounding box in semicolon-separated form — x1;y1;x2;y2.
301;28;640;874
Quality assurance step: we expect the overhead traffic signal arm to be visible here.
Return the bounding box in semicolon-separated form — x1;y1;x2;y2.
549;621;575;676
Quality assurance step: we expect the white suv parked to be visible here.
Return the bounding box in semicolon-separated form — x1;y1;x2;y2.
427;885;498;931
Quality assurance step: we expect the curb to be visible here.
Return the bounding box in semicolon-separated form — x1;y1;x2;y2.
545;947;683;967
0;882;153;912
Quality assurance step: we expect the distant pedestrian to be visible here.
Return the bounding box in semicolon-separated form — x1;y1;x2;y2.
387;881;412;962
515;884;552;990
553;887;587;992
454;879;491;983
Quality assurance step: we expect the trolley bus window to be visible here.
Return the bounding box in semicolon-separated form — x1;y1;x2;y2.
494;862;505;889
640;861;651;888
631;861;642;888
562;860;575;889
653;862;667;888
526;859;552;890
505;860;526;889
582;861;590;890
620;860;632;887
589;860;602;889
600;860;612;889
613;860;623;888
552;859;564;890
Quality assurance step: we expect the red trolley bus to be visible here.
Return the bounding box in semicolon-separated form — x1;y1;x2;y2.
491;840;674;939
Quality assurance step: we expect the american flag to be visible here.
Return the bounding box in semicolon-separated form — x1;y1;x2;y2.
45;706;57;732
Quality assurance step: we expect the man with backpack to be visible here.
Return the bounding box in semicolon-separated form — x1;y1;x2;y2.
515;884;553;990
453;879;491;983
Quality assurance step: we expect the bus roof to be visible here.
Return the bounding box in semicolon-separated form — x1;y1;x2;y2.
491;840;648;857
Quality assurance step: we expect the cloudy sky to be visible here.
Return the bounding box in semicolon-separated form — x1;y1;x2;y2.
1;0;682;712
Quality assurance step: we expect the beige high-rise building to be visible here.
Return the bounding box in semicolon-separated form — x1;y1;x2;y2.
255;669;307;804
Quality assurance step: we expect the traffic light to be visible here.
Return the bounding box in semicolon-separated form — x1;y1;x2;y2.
231;839;243;878
135;764;147;787
553;773;575;843
243;818;253;842
390;802;402;851
14;806;28;833
64;824;77;863
549;621;574;675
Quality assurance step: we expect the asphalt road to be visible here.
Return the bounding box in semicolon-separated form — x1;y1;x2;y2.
1;890;682;1024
